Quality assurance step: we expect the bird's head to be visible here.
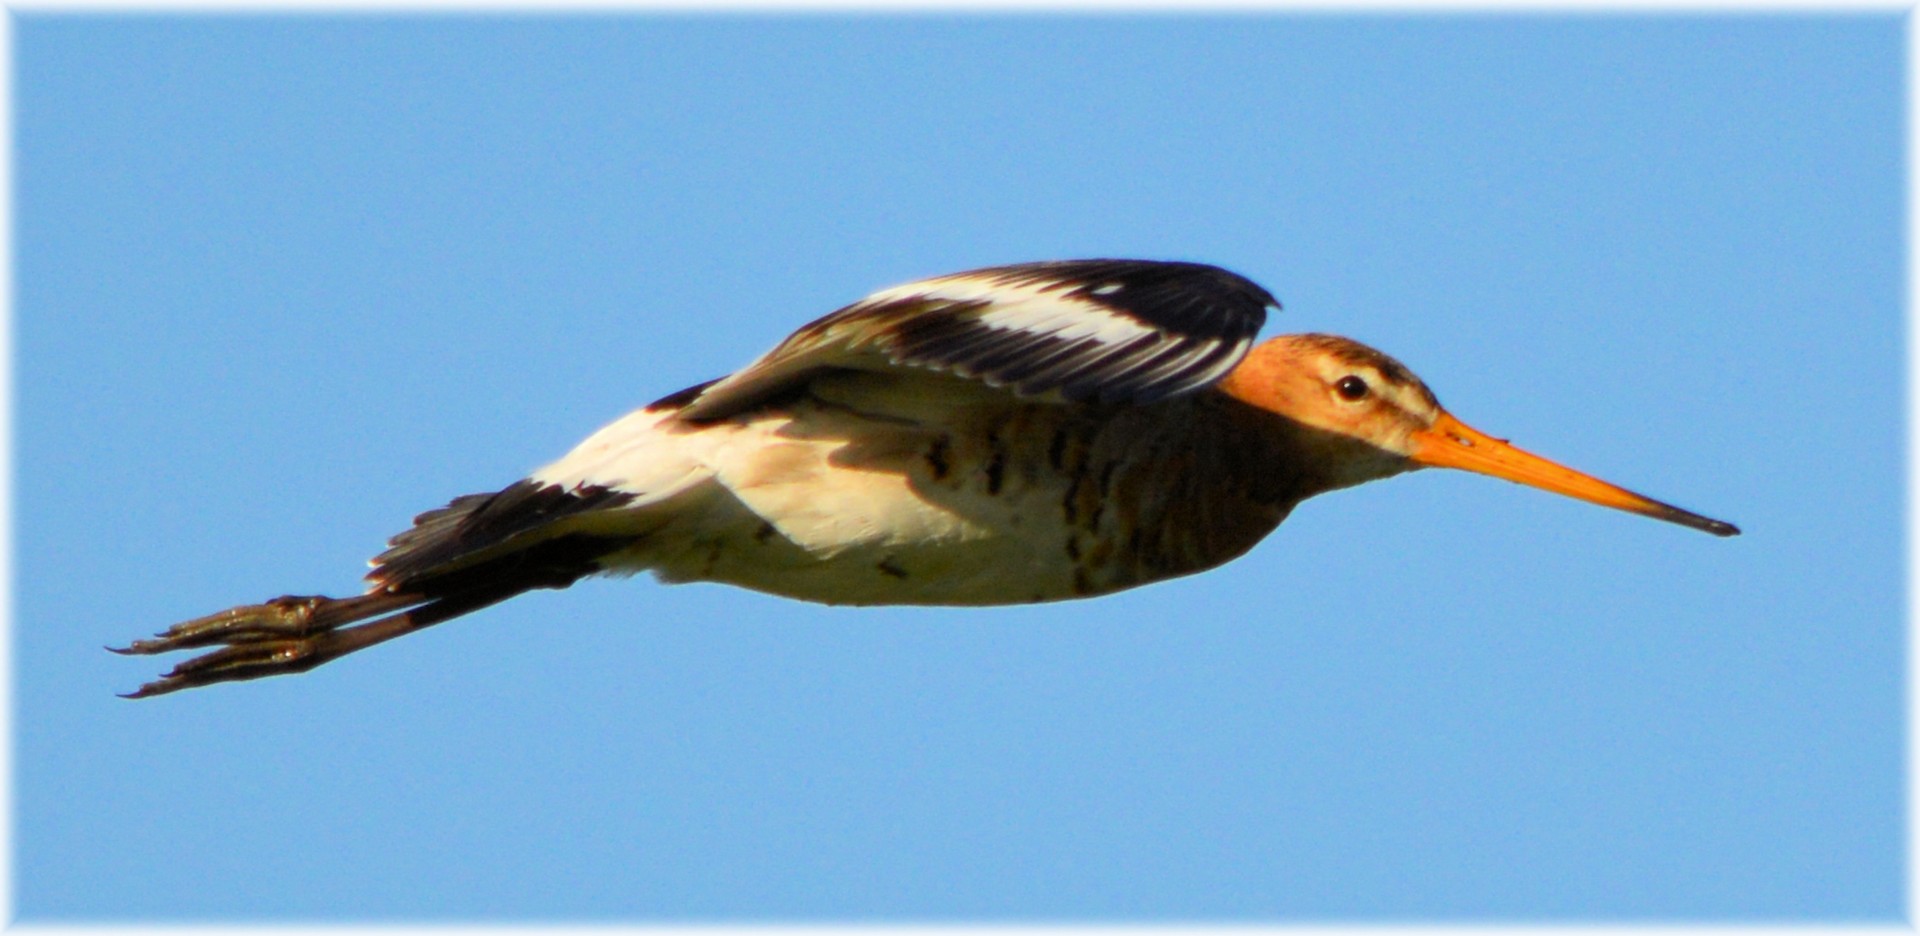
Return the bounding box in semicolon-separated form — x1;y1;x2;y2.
1219;333;1739;537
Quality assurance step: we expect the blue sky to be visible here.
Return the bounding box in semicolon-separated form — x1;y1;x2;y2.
16;14;1903;921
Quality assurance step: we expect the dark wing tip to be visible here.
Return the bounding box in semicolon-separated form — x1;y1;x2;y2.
877;258;1277;404
977;258;1279;336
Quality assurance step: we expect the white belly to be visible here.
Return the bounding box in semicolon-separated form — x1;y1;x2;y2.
545;376;1093;606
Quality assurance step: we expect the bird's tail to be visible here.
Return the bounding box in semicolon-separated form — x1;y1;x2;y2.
113;481;642;698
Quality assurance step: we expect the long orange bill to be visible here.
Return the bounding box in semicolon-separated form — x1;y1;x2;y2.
1408;413;1739;537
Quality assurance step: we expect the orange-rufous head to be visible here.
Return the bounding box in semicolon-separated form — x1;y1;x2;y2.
1217;334;1739;537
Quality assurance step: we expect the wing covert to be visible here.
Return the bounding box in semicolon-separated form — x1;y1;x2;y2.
677;259;1277;420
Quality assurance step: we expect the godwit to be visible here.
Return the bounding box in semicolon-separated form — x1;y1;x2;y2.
113;259;1738;697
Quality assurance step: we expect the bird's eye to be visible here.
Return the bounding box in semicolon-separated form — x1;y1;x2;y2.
1335;375;1370;401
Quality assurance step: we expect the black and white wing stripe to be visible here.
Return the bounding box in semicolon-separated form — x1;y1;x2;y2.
677;259;1277;420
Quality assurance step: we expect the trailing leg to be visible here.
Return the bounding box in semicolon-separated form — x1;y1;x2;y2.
113;587;522;698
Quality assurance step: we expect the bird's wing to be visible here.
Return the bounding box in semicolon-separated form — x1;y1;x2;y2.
677;259;1276;421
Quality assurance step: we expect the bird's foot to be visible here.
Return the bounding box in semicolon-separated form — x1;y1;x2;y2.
115;636;339;699
111;591;423;698
109;595;344;698
110;594;334;656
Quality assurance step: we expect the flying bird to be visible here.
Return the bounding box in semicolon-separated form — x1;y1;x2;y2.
114;259;1738;697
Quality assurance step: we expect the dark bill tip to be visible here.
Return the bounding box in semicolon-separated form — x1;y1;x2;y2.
1660;506;1741;538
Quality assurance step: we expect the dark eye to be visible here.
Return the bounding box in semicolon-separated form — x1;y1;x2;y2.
1335;375;1370;401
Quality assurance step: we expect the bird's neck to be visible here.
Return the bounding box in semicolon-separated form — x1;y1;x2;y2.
1193;393;1402;508
1085;396;1369;584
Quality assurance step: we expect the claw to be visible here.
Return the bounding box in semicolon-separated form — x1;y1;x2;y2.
116;590;432;694
114;590;435;697
115;588;508;697
113;595;331;656
119;637;329;698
